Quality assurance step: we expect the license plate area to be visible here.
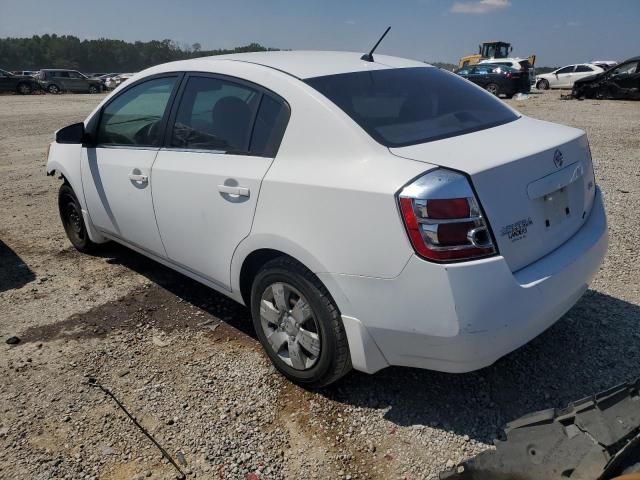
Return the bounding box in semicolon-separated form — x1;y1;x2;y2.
541;186;571;229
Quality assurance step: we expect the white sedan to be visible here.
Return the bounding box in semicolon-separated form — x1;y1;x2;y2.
47;51;607;386
536;63;604;90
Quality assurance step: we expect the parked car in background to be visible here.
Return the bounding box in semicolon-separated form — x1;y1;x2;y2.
0;69;39;94
98;73;134;90
573;56;640;100
478;58;536;86
590;60;618;71
536;64;604;90
47;51;607;387
455;63;527;97
37;69;103;94
11;70;39;77
96;73;120;90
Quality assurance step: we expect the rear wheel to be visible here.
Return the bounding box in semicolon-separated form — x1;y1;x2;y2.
48;84;60;94
17;82;32;95
58;183;99;253
485;83;499;96
251;257;351;388
537;79;550;90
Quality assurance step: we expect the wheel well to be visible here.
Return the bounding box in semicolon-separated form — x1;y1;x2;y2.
239;249;298;306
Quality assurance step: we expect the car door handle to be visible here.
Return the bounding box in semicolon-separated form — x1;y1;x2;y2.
128;173;148;183
217;184;250;197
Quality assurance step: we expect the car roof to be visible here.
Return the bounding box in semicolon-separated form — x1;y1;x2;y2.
150;50;428;79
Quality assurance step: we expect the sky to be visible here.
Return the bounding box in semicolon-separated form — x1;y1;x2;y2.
1;0;639;66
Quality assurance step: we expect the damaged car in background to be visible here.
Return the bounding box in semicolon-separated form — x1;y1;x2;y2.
572;56;640;100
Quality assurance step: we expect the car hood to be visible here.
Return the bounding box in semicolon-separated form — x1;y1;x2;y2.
573;72;606;86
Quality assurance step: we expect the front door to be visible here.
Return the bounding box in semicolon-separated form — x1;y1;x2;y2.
152;74;289;289
81;75;180;256
553;65;575;88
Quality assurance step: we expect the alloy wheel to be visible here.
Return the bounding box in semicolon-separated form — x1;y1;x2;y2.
259;282;321;370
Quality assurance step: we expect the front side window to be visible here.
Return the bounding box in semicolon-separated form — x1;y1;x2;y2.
611;61;639;76
171;76;260;152
97;76;177;147
306;67;519;147
556;66;575;75
69;71;84;79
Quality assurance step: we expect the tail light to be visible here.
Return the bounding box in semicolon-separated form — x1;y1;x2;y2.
398;169;497;262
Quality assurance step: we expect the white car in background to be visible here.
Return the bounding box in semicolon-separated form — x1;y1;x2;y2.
46;51;607;387
536;64;604;90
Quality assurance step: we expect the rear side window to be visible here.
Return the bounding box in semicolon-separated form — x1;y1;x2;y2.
171;76;260;152
249;94;289;157
575;65;594;73
306;67;519;147
97;76;177;147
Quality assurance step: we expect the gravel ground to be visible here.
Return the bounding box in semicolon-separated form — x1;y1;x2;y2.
1;90;639;480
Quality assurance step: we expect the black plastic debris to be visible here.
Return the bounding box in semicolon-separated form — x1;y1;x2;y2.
440;378;640;480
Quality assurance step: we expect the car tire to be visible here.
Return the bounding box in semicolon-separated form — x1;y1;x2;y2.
58;183;99;253
485;83;499;96
88;85;99;94
47;84;60;94
16;82;32;95
537;79;550;90
250;256;352;388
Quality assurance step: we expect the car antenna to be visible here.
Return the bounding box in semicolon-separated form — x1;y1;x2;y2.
360;26;391;62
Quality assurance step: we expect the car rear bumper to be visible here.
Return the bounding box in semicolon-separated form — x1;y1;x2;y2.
320;187;607;374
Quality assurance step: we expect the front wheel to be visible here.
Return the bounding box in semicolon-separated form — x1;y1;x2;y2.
251;257;351;388
58;183;99;253
537;79;550;90
88;85;99;94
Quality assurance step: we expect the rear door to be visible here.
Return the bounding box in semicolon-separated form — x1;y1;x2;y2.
81;75;181;256
67;71;87;91
151;74;289;289
573;65;598;85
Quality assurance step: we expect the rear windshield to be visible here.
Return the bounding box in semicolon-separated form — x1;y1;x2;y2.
306;67;519;147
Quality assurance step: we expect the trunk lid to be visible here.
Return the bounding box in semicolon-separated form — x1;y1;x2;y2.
390;116;596;272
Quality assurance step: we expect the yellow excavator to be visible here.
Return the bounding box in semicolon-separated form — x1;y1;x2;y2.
458;40;536;69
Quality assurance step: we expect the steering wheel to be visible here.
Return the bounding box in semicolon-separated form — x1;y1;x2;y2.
133;121;161;145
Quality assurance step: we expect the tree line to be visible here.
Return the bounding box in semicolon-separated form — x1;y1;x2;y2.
0;34;276;72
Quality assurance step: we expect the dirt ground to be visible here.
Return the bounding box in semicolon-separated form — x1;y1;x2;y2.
1;90;639;480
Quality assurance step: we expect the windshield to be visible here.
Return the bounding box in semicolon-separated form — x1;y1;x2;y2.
305;67;519;147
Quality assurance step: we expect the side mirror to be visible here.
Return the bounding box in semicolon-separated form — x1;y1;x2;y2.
56;122;87;144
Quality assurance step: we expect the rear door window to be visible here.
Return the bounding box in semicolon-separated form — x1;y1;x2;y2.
170;76;260;152
306;67;519;147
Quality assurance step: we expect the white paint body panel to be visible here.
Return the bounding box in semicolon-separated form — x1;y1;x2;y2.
46;51;608;376
152;150;273;290
81;147;166;256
